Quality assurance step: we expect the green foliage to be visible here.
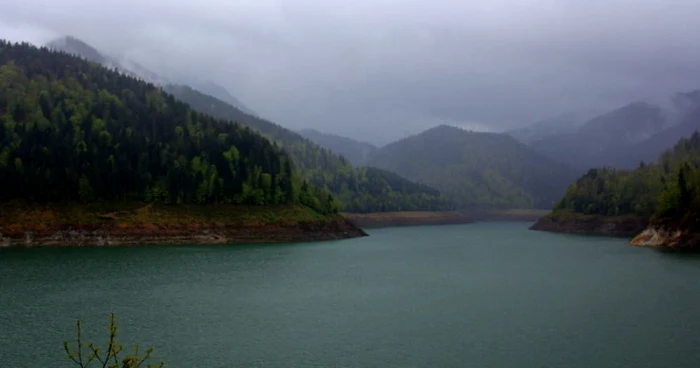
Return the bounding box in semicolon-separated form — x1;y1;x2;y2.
367;125;577;209
165;85;451;213
63;313;164;368
0;40;340;211
554;131;700;228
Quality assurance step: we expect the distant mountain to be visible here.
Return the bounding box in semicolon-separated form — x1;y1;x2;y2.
45;36;251;113
43;36;450;213
46;36;107;64
603;91;700;168
508;110;595;144
298;129;377;166
164;84;451;212
531;102;667;169
367;125;577;209
46;36;167;85
187;79;257;116
529;92;700;170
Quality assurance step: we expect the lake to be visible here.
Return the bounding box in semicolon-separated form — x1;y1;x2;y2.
2;222;700;367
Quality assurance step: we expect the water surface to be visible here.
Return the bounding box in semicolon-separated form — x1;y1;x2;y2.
2;222;700;367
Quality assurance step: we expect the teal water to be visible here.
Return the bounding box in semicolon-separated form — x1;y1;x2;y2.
2;222;700;367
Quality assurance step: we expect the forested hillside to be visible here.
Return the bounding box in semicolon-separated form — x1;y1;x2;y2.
552;131;700;227
367;125;576;209
0;40;338;213
165;84;451;212
46;35;450;213
298;128;376;166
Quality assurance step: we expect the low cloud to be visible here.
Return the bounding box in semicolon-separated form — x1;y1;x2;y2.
2;0;700;143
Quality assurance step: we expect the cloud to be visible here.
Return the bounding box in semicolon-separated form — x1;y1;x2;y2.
2;0;700;143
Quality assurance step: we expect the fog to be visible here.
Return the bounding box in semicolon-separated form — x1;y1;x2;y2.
2;0;700;144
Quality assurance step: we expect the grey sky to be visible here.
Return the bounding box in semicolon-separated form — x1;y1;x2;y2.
2;0;700;144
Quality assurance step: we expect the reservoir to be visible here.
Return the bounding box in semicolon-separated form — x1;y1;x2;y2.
2;222;700;367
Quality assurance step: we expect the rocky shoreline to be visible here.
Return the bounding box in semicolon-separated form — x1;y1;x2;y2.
343;211;473;228
529;213;648;237
530;212;700;249
0;217;367;247
629;225;700;250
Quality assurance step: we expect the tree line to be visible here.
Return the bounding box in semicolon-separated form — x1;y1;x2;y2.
0;40;337;214
553;131;700;228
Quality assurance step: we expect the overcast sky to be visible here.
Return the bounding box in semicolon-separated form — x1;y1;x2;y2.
2;0;700;144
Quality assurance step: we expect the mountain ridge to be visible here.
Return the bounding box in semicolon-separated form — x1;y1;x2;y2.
528;91;700;170
298;128;377;166
367;124;577;209
45;35;254;114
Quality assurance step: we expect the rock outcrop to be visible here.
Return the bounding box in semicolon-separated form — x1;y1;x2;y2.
629;225;700;249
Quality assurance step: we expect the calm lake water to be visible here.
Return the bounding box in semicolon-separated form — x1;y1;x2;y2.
2;222;700;367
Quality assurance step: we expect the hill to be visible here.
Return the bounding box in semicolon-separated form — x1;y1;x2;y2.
529;92;700;170
45;36;450;213
298;128;376;166
507;110;593;144
532;131;700;248
46;36;107;64
46;36;249;113
164;84;451;213
0;40;368;244
531;102;666;169
601;91;700;168
186;79;257;116
367;125;577;209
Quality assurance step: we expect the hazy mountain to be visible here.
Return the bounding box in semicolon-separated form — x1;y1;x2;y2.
45;36;252;113
507;110;595;144
367;125;577;209
531;102;666;169
528;91;700;170
298;129;377;166
43;36;449;212
603;91;700;168
47;35;167;85
46;36;107;64
186;79;257;116
164;84;451;212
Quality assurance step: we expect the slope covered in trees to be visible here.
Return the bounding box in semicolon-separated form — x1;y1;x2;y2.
0;40;340;214
298;128;377;166
46;36;248;113
367;125;577;209
165;84;451;213
46;35;450;213
551;131;700;228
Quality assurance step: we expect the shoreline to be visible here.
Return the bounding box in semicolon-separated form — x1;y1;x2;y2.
0;220;366;247
0;203;366;247
343;209;548;228
342;211;473;228
529;212;648;237
468;209;550;222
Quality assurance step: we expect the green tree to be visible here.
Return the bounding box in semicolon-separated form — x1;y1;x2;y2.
63;314;164;368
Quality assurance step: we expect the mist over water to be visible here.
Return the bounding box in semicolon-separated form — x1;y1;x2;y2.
2;223;700;367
